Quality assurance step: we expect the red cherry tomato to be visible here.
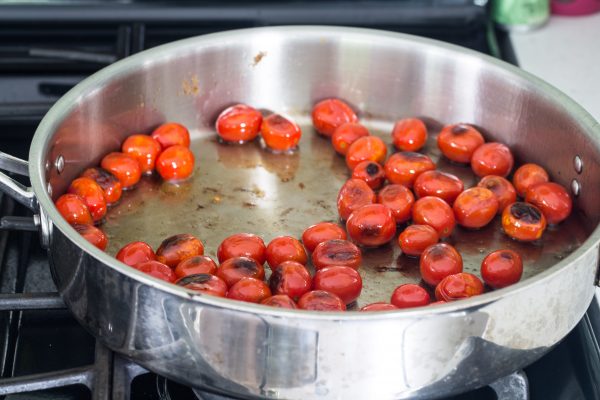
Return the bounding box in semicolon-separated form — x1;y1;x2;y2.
481;249;523;289
313;266;362;305
217;233;266;264
435;273;484;301
346;204;397;247
216;104;263;143
116;241;156;266
471;142;514;178
155;145;195;181
81;167;122;205
174;255;218;279
337;178;376;221
345;136;387;170
67;177;107;223
312;98;358;137
151;122;191;149
352;161;386;190
502;202;547;241
437;123;485;163
297;290;346;311
132;260;176;283
413;170;464;204
332;123;369;155
525;182;572;225
156;233;204;268
377;184;415;224
176;273;228;297
55;194;93;225
477;175;517;214
312;239;362;271
268;261;312;301
412;196;456;238
391;118;428;152
420;243;463;286
398;224;439;257
100;152;142;189
261;294;298;309
216;256;265;287
360;302;398;312
302;222;347;253
121;134;162;174
265;236;308;270
384;152;435;188
260;114;302;152
390;284;431;308
453;187;499;229
227;277;272;303
513;163;549;197
73;224;108;250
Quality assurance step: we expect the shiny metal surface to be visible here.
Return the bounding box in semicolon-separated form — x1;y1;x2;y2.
4;27;600;398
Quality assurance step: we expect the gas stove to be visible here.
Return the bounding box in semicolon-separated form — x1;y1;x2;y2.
0;1;599;399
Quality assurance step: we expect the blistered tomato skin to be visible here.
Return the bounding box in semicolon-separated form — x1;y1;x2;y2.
437;123;485;163
216;104;263;143
377;184;415;224
471;142;514;178
481;250;523;289
73;224;108;250
313;266;362;305
265;236;308;270
261;114;302;152
420;243;463;286
346;204;397;247
398;224;439;257
414;171;464;204
332;123;369;155
176;273;228;297
302;222;347;253
156;233;204;268
261;294;298;309
478;175;517;214
297;290;346;311
155;145;195;181
453;187;499;229
121;134;162;174
312;99;358;137
412;196;456;238
81;168;122;205
525;182;572;225
336;178;376;221
392;118;428;152
100;152;142;189
217;233;266;264
352;161;386;190
116;241;156;266
268;261;312;301
312;239;362;271
227;277;272;303
216;256;264;287
384;152;436;188
174;256;218;279
151;122;191;149
132;261;176;283
55;194;93;225
435;273;484;301
390;284;431;308
67;177;107;223
345;136;388;171
360;302;398;312
502;202;547;241
513;163;549;197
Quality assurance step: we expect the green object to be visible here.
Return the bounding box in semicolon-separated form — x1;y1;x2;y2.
492;0;550;31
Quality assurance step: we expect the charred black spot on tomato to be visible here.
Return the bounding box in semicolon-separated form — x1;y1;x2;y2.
160;233;193;248
365;163;380;176
268;114;288;128
428;245;448;260
176;273;212;286
451;124;470;135
402;152;428;161
269;269;284;291
232;257;259;272
500;251;514;260
482;179;499;192
361;224;382;237
510;202;542;224
326;251;357;261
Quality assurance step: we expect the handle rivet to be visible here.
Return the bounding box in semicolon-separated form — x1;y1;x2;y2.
571;179;580;197
573;156;583;174
55;156;64;174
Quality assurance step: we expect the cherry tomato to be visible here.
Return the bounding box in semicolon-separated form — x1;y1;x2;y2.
346;204;397;247
437;123;484;163
227;277;272;303
390;284;431;308
391;118;428;152
337;178;376;221
265;236;308;270
453;187;499;229
384;152;435;188
268;261;312;301
132;260;176;283
513;163;549;197
477;175;517;214
176;273;228;297
217;233;266;264
312;98;358;137
377;184;415;224
313;266;362;304
260;113;302;152
55;194;93;225
332;123;369;155
345;136;387;170
216;104;263;143
352;161;386;190
360;302;398;312
502;202;547;241
261;294;298;309
481;249;523;289
155;145;195;181
302;222;347;253
156;233;204;268
216;256;265;287
413;170;464;204
525;182;572;225
398;224;439;257
297;290;346;311
420;243;463;286
73;224;108;250
81;167;122;205
116;241;156;266
412;196;456;238
100;152;141;189
312;239;362;271
174;255;218;279
435;273;484;301
471;142;514;178
151;122;191;149
67;177;107;223
121;134;162;174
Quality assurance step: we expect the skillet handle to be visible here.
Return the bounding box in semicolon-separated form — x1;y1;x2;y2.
0;152;38;212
